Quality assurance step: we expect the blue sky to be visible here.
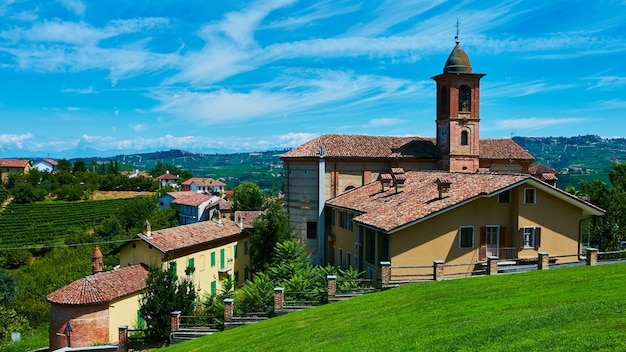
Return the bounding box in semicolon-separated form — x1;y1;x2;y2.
1;0;625;158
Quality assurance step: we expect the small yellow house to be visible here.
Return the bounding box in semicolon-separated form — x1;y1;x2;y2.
326;169;604;280
0;159;31;184
118;218;251;297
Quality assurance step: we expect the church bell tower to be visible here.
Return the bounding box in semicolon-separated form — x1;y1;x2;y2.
432;32;485;172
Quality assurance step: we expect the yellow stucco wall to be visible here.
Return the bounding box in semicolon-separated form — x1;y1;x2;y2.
108;293;142;342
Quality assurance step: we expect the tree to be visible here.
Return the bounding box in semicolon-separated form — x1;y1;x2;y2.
0;268;17;305
72;159;87;174
249;198;293;270
232;181;265;212
139;263;197;342
57;159;71;173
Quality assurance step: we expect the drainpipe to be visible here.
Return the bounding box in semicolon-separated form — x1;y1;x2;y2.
317;146;326;265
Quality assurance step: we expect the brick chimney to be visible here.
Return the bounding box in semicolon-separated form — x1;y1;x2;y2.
92;245;103;274
436;177;452;199
391;168;406;193
378;174;392;191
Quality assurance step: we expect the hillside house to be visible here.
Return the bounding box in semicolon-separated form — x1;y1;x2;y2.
0;159;31;184
172;193;222;225
281;38;553;264
48;219;252;349
156;171;181;188
181;177;226;195
118;220;251;297
47;246;148;350
32;158;58;173
326;170;604;280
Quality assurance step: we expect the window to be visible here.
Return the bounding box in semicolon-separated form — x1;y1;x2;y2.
338;248;344;268
354;255;359;267
220;248;225;269
461;131;469;146
520;227;542;250
331;209;336;225
169;261;177;277
185;257;195;275
346;252;352;269
498;190;511;204
524;188;536;204
210;252;216;267
459;226;474;248
244;241;249;255
339;211;345;228
306;222;317;239
459;85;471;112
365;229;375;263
367;267;374;280
346;212;353;231
137;310;145;329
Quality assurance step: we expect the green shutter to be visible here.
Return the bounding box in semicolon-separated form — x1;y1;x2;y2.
220;248;225;269
188;257;194;268
210;252;216;267
234;244;238;259
244;241;249;255
210;280;216;295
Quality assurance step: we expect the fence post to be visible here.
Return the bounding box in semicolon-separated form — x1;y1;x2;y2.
433;260;444;281
118;325;128;352
380;261;391;285
274;287;284;311
170;311;181;332
223;298;234;321
327;275;337;298
487;256;499;275
538;252;549;270
586;248;598;266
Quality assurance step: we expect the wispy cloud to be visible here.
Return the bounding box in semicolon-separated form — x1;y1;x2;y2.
485;80;577;98
57;0;85;17
585;76;626;90
485;117;587;132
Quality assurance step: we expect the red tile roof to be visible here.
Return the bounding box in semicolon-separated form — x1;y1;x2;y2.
138;219;245;253
46;264;148;305
182;177;226;187
157;173;181;180
234;210;264;229
42;158;58;166
529;163;558;175
172;193;218;207
0;159;30;168
280;134;534;161
280;134;437;159
327;171;531;232
479;139;535;161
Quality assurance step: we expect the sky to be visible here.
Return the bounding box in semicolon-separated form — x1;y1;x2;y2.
1;0;625;159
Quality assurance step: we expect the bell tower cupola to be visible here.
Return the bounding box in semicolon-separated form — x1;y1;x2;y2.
432;26;485;172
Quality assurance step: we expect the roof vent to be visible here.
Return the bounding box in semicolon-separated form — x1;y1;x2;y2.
143;220;152;238
436;177;452;199
392;168;406;193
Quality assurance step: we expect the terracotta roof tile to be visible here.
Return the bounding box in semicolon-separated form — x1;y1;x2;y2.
327;171;530;232
280;135;438;159
157;173;181;180
529;163;558;175
0;159;30;168
480;139;535;161
234;210;264;229
181;177;226;187
46;264;148;305
139;219;244;253
172;193;218;207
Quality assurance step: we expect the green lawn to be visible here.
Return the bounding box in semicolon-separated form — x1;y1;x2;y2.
159;263;626;352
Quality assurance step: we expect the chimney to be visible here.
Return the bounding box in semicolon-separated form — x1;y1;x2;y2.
391;168;406;193
436;177;452;199
378;174;393;191
92;245;103;274
143;220;152;238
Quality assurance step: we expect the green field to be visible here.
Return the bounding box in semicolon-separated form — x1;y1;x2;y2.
0;198;137;247
160;263;626;352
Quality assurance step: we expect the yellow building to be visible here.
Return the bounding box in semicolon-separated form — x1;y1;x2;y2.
119;219;251;296
326;170;604;280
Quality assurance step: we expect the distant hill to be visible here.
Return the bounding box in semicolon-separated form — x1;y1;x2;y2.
69;136;626;191
513;135;626;187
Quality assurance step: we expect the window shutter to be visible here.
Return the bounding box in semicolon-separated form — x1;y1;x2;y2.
534;227;542;250
479;227;486;261
518;228;524;249
499;227;507;259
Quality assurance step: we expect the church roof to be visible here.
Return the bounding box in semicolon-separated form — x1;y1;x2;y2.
46;264;148;305
280;134;437;159
281;134;534;161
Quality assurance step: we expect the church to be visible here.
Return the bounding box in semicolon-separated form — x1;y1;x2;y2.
281;37;554;265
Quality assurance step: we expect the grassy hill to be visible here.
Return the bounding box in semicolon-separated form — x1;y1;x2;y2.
160;263;626;352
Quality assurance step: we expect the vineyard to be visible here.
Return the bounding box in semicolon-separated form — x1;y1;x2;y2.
0;198;137;247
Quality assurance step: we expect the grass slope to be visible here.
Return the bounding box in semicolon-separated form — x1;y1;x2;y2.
160;264;626;352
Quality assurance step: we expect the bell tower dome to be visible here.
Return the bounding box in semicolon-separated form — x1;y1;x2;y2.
432;31;485;172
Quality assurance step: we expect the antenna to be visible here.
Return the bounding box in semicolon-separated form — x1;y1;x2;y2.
455;18;460;44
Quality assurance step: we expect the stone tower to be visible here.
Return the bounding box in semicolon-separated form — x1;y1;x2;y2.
432;36;485;172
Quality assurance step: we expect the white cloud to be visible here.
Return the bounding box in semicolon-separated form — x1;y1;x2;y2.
0;133;33;149
586;76;626;90
364;118;407;128
485;118;587;132
57;0;85;17
131;123;148;132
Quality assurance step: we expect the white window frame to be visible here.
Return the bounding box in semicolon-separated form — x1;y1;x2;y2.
459;226;474;249
523;227;536;248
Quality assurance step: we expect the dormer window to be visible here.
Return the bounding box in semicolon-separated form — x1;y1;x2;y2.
459;85;471;112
